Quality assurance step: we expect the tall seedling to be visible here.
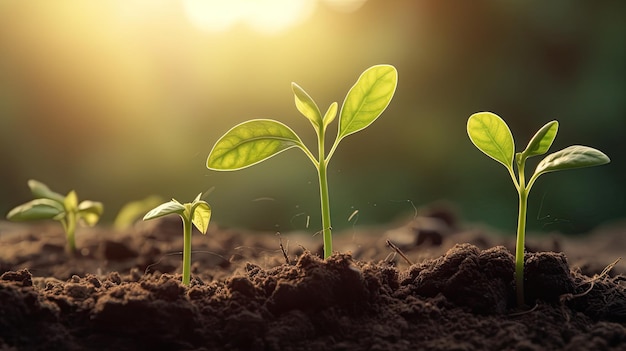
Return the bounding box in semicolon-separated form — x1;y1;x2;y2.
467;112;610;306
207;65;398;258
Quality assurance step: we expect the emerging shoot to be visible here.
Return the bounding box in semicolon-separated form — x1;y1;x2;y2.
467;112;610;307
143;193;211;286
206;64;398;259
6;179;104;254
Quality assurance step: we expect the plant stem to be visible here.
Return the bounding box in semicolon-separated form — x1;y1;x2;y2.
516;189;528;307
515;156;528;307
64;212;77;254
318;160;332;258
182;217;192;286
317;125;332;259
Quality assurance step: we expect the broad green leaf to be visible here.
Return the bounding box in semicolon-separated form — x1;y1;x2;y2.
521;120;558;159
78;201;104;226
143;200;186;220
28;179;65;203
191;201;211;234
207;119;305;171
467;112;515;169
292;83;322;132
534;145;610;177
322;102;338;129
337;64;398;141
6;199;64;221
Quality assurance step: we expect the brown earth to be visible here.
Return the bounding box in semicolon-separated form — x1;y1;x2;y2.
1;206;626;350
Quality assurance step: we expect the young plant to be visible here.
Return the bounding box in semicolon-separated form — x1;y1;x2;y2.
143;193;211;286
467;112;610;307
206;64;398;259
6;179;104;254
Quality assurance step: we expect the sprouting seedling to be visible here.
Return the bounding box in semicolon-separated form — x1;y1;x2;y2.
6;179;104;254
143;193;211;286
467;112;610;307
206;64;398;259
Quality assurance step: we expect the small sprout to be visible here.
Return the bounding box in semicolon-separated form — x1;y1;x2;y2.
113;195;164;230
6;179;104;254
207;64;398;258
143;193;211;286
467;112;610;307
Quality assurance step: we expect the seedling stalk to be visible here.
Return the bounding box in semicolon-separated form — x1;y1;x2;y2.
6;180;103;254
207;65;398;258
143;194;211;286
467;112;610;306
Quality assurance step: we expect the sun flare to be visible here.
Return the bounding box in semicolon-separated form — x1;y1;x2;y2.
183;0;316;34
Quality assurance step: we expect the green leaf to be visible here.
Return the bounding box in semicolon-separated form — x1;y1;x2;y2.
467;112;515;169
207;119;305;171
28;179;65;203
143;200;186;221
322;102;338;129
337;64;398;141
78;201;104;226
191;201;211;234
521;120;559;159
534;145;610;177
6;199;64;221
292;82;322;132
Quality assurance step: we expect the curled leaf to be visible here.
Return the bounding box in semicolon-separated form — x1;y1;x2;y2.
191;201;211;234
521;120;558;159
292;83;322;132
78;201;104;226
322;102;338;129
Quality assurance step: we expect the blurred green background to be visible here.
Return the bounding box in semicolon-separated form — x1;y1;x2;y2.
0;0;624;235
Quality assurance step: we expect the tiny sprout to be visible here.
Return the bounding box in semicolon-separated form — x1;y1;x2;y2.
6;179;104;254
467;112;610;307
207;64;398;259
143;193;211;286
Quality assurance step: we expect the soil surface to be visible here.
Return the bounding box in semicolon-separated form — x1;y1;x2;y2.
1;205;626;350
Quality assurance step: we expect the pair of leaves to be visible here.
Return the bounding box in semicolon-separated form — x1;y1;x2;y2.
143;193;211;234
207;64;398;171
6;180;103;226
467;112;610;180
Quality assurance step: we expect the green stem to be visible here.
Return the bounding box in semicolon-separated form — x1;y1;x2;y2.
516;189;528;307
318;160;332;258
317;125;332;259
182;216;192;286
515;156;527;307
64;212;77;254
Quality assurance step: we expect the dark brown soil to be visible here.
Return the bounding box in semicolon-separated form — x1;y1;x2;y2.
1;208;626;350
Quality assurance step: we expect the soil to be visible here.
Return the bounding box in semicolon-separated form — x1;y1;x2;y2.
1;205;626;350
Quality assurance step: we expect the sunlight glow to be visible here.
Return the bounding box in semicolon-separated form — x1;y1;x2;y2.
323;0;368;13
183;0;316;34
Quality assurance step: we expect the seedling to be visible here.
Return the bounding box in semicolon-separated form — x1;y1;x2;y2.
6;179;103;254
113;195;163;230
206;64;398;259
143;193;211;286
467;112;610;306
